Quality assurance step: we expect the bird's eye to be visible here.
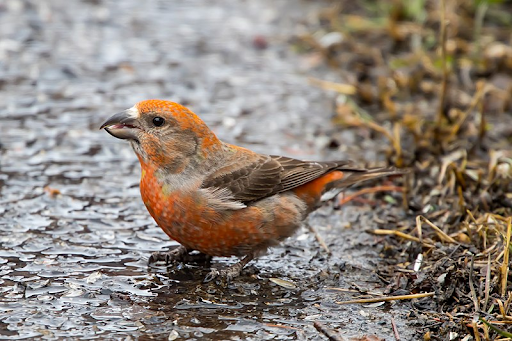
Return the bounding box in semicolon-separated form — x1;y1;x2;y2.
152;116;165;127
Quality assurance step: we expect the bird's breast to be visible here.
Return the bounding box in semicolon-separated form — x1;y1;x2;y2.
138;164;309;257
138;164;257;255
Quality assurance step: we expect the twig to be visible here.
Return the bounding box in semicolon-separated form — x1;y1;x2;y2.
504;292;512;317
402;172;410;212
393;122;403;168
336;292;434;305
483;254;491;311
337;112;395;144
468;254;480;312
448;81;487;139
264;323;300;330
391;316;400;341
473;317;482;341
482;319;490;341
501;218;512;297
416;212;423;241
308;77;357;95
416;215;458;244
497;299;506;317
307;223;331;254
338;185;404;206
457;184;465;214
313;321;344;341
326;287;384;296
372;229;435;248
326;287;360;293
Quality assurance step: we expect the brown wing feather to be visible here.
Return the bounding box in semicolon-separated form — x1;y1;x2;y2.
201;155;284;202
272;155;354;192
201;154;359;203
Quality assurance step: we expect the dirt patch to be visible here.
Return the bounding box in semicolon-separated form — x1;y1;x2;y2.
295;0;512;339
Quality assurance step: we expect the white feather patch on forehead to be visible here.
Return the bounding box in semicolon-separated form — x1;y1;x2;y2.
125;106;139;118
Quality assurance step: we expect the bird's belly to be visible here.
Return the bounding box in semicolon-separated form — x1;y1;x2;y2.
149;199;268;256
140;175;306;256
164;209;268;256
140;181;268;256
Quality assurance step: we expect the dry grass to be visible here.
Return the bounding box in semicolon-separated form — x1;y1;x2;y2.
298;0;512;338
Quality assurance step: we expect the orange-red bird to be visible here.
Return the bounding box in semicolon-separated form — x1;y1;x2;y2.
100;100;403;281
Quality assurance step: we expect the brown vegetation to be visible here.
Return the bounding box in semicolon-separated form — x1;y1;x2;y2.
299;0;512;338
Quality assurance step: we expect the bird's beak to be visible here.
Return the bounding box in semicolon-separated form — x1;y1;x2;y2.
100;110;140;141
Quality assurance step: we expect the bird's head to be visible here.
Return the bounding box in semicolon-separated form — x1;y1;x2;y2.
100;100;221;172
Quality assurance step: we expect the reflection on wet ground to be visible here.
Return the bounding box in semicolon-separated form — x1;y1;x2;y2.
0;0;415;339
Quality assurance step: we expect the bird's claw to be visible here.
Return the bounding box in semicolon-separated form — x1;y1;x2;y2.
203;258;248;283
203;269;221;283
148;245;188;266
203;268;239;283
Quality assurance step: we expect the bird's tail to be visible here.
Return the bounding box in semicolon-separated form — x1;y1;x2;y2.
334;166;406;188
320;166;407;201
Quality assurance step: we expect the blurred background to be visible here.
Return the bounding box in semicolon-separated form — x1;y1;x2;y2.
1;0;511;339
0;0;346;158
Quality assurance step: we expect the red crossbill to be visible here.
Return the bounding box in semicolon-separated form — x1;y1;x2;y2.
100;100;403;281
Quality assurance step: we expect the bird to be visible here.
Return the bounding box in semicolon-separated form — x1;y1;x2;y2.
100;99;404;281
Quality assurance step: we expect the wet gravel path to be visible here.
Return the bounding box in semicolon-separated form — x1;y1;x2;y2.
1;0;415;339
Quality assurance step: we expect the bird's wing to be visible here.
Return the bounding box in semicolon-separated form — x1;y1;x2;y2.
201;154;353;204
201;154;284;203
272;155;353;193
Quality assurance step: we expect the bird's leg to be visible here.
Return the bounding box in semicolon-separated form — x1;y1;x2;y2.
203;253;255;282
148;245;190;265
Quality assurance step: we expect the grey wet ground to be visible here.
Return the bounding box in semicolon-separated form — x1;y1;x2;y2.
0;0;416;339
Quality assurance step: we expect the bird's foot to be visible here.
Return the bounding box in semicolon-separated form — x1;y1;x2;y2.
148;245;189;265
148;245;212;269
203;254;254;283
